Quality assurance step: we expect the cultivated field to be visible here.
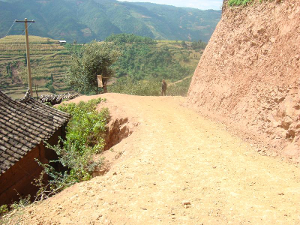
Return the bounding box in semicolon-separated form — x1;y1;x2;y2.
0;35;72;99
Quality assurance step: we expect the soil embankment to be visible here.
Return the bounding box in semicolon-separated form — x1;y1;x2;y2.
188;0;300;161
4;94;300;224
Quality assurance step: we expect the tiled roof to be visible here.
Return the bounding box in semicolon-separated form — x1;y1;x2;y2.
0;91;70;175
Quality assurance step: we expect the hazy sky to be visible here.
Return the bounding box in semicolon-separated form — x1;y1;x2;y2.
117;0;223;10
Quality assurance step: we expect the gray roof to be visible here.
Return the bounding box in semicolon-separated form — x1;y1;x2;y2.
0;91;70;175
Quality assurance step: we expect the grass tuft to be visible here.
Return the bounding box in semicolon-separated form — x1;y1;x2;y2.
228;0;254;6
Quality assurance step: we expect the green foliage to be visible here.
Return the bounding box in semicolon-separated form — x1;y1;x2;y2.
181;41;188;48
228;0;254;6
48;85;56;94
191;40;207;51
67;42;120;94
35;146;99;197
105;33;156;44
167;77;192;96
0;205;8;217
106;34;195;82
110;76;192;96
1;34;202;99
34;98;109;200
57;98;109;155
45;80;56;94
10;195;31;211
0;195;31;222
6;63;12;78
64;43;83;54
109;77;161;96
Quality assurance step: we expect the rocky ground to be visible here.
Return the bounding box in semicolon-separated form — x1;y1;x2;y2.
4;94;300;225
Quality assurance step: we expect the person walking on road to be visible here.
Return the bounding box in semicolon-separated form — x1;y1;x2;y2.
162;79;167;96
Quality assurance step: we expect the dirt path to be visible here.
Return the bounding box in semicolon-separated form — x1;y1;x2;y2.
7;94;300;224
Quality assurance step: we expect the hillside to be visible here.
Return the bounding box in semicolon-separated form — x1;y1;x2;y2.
3;94;300;224
0;35;72;98
0;0;221;43
0;34;203;99
188;0;300;161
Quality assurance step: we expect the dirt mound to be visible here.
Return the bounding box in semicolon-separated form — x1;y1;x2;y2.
188;0;300;161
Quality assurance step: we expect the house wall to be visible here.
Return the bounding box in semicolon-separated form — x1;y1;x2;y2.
0;127;67;205
0;143;47;205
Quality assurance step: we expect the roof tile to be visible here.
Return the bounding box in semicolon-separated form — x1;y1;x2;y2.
0;91;70;175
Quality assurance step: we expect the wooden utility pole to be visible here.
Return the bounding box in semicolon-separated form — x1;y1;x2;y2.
16;18;35;96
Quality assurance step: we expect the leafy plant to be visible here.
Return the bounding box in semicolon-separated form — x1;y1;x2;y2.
0;195;31;224
228;0;254;6
57;98;109;155
0;205;8;217
105;33;156;44
67;42;120;94
109;77;161;96
167;77;192;96
110;76;192;96
10;195;31;211
106;34;196;82
33;98;109;200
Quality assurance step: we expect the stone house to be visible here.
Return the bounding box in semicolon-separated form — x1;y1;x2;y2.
0;91;70;205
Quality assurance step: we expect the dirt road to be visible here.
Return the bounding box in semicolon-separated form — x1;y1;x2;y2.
7;94;300;224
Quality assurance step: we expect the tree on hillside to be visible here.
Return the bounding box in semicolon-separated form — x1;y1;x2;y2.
67;42;120;94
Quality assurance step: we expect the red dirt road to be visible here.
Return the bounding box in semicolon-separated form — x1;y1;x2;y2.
5;94;300;224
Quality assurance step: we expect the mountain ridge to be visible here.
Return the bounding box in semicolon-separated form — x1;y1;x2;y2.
0;0;221;43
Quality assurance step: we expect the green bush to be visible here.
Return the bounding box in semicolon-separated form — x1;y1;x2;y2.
167;77;192;96
105;34;194;82
0;205;8;217
57;98;109;155
34;98;109;200
109;76;192;97
228;0;253;6
109;77;161;96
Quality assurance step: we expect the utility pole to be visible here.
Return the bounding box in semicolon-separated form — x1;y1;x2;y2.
16;18;35;97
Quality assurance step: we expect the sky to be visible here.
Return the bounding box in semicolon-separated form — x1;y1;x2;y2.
117;0;223;10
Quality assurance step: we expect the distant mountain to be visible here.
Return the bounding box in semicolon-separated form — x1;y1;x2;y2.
0;0;221;43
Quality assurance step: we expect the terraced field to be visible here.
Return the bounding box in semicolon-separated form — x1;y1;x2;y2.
0;35;72;99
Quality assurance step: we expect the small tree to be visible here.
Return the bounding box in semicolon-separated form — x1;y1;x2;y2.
67;42;120;94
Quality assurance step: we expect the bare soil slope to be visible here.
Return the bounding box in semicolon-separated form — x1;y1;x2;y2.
188;0;300;160
5;94;300;224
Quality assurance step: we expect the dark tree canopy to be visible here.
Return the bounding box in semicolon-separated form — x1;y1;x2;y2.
67;42;120;94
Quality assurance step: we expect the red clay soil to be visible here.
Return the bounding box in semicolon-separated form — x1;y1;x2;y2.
3;1;300;224
188;0;300;161
3;94;300;224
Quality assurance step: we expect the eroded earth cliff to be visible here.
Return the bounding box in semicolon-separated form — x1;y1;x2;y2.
188;0;300;161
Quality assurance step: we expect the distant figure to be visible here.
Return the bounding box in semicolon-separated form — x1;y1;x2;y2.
162;79;167;96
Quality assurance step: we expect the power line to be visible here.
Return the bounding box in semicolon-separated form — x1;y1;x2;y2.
2;20;16;39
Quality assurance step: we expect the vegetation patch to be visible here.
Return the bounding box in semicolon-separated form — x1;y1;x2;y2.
38;98;109;193
228;0;254;6
1;34;205;98
228;0;274;6
109;76;192;97
0;35;72;98
109;77;161;96
167;77;192;97
105;34;202;83
67;42;120;94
